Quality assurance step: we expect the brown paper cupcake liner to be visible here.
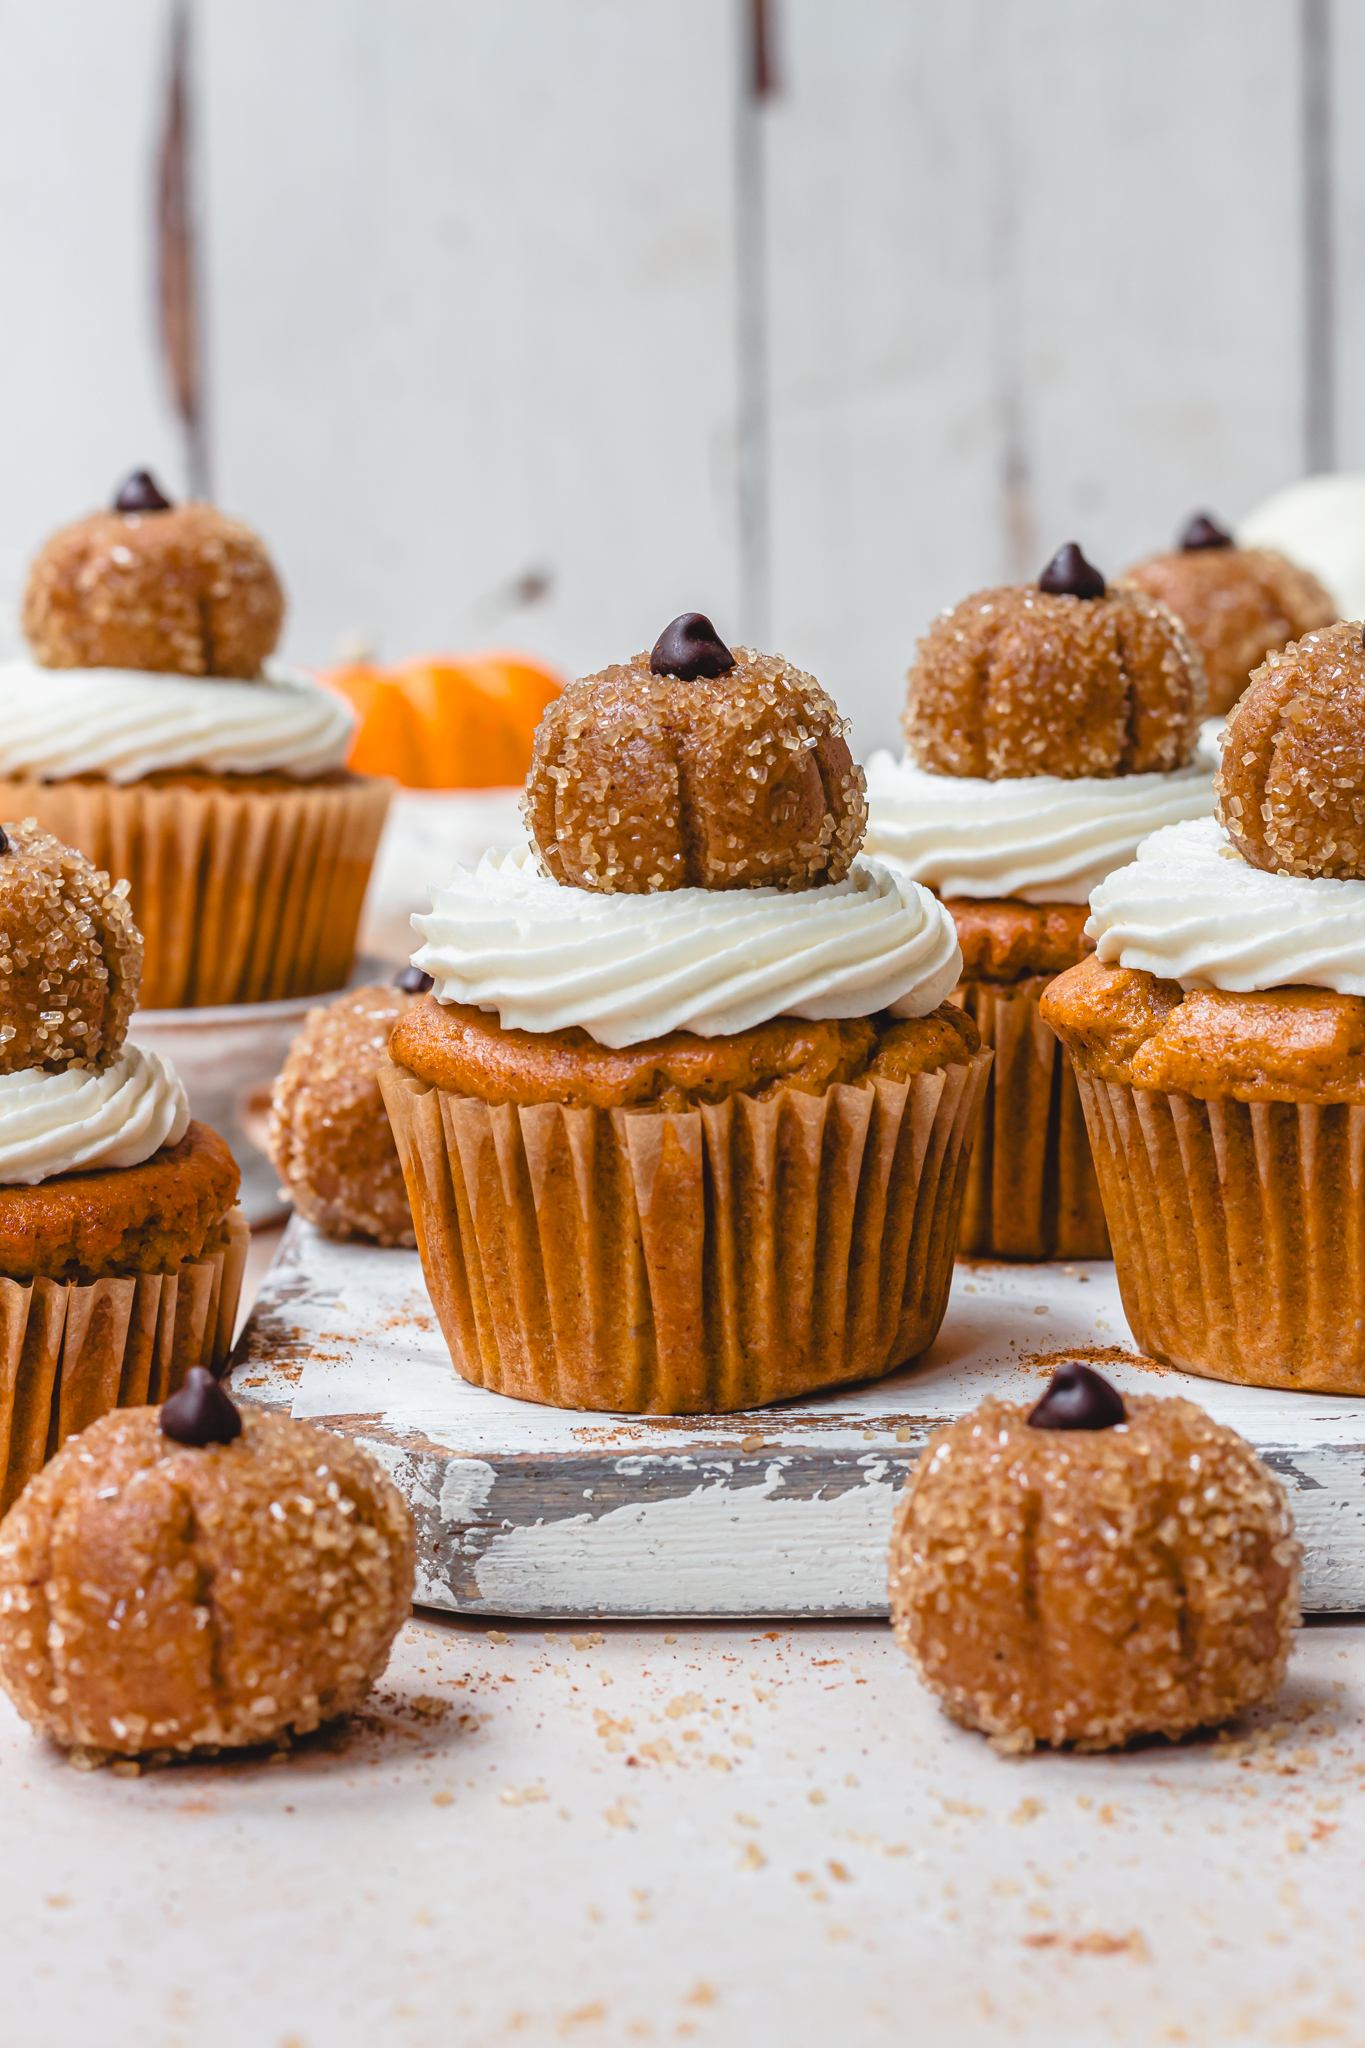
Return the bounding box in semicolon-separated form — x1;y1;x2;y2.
955;975;1109;1261
0;1206;249;1512
0;777;391;1009
1076;1075;1365;1394
378;1051;991;1415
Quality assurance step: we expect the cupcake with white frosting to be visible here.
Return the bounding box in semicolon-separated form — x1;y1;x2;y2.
863;543;1214;1261
0;820;246;1508
1043;619;1365;1393
378;613;991;1415
0;472;390;1008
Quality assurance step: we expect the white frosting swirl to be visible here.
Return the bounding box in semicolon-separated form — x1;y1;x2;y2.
1088;815;1365;994
862;748;1217;903
0;659;353;783
411;848;963;1047
0;1045;189;1186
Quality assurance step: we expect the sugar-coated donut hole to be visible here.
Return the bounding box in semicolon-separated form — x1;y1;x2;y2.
268;985;417;1248
905;583;1206;779
524;647;867;893
1123;545;1337;717
0;1405;415;1754
0;820;141;1072
22;501;284;679
888;1386;1299;1752
1216;620;1365;878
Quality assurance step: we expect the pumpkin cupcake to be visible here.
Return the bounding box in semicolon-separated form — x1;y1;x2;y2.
0;470;391;1008
1123;511;1336;718
0;819;246;1509
1043;619;1365;1393
863;544;1214;1262
378;613;991;1415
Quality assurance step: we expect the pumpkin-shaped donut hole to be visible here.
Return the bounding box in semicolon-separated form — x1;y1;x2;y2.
23;482;284;680
0;820;142;1072
905;580;1206;781
1216;619;1365;878
524;646;867;894
1124;524;1336;718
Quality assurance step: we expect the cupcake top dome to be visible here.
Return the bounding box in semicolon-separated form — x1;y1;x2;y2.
1124;512;1337;718
905;543;1206;780
22;469;285;680
523;613;867;893
1216;618;1365;879
0;821;141;1072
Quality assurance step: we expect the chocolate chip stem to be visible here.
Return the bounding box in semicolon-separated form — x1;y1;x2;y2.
1038;543;1106;600
160;1366;243;1447
394;964;434;995
649;613;736;682
1179;511;1234;552
1027;1361;1126;1431
113;469;173;514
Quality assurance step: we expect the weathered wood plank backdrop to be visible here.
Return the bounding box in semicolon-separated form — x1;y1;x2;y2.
0;0;1354;753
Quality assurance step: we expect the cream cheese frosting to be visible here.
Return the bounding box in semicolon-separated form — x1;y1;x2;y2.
0;659;352;783
0;1045;189;1186
1088;815;1365;994
411;847;963;1047
861;748;1217;903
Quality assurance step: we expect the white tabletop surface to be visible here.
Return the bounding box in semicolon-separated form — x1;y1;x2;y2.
5;1607;1363;2047
5;1229;1360;2046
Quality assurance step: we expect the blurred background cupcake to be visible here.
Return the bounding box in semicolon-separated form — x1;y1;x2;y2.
0;472;396;1220
0;470;390;1010
863;542;1214;1263
1238;478;1365;627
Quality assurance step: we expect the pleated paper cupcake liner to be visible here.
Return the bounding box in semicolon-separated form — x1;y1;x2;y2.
1076;1074;1365;1394
379;1051;992;1415
0;1206;249;1512
955;975;1109;1261
0;777;391;1009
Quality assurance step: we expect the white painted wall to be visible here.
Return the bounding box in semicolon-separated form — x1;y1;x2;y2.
766;0;1309;748
0;1;182;632
0;0;1347;755
200;0;743;691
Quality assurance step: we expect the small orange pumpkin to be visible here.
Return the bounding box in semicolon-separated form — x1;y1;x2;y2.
327;651;564;789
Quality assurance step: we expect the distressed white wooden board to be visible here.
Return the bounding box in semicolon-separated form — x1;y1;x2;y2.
230;1216;1365;1619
